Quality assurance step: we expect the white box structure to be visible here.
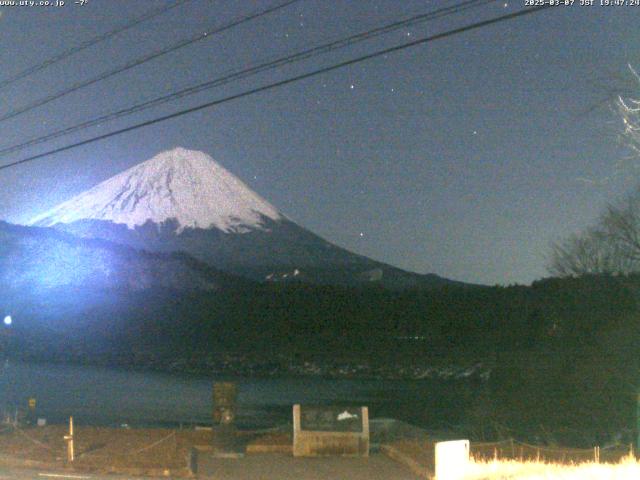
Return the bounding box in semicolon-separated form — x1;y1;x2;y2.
435;439;470;480
292;404;369;457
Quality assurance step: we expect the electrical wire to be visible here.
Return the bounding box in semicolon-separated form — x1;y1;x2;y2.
0;0;303;124
0;0;195;91
0;5;552;173
0;0;495;157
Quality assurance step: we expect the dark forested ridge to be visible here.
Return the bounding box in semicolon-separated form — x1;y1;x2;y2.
2;269;639;444
0;221;248;292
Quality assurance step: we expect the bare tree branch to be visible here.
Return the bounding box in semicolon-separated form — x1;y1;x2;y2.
616;64;640;159
548;65;640;277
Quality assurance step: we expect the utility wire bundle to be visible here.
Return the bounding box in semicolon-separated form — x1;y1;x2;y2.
0;1;551;172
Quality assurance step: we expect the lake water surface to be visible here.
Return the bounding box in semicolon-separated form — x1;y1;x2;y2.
0;361;478;429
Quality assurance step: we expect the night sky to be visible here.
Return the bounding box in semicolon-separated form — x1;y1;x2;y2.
0;1;637;285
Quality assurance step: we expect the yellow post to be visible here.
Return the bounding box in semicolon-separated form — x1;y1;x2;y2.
64;416;74;462
637;393;640;456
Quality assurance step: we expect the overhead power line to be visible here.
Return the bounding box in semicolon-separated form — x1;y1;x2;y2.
0;5;552;173
0;0;195;91
0;0;495;157
0;0;303;124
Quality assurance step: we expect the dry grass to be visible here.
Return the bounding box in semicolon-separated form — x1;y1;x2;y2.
464;455;640;479
382;439;639;479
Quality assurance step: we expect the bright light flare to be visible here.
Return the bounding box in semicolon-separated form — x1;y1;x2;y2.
3;316;12;326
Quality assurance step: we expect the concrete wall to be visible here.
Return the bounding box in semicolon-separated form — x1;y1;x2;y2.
292;404;369;457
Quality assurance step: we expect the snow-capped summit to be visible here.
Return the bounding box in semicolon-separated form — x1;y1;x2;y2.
30;148;282;233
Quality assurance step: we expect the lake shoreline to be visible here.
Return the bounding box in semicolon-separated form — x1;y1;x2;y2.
3;353;492;382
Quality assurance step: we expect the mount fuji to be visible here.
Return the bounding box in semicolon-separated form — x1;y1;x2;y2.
30;148;455;288
31;148;281;234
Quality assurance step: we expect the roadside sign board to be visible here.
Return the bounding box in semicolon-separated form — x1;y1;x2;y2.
300;406;364;432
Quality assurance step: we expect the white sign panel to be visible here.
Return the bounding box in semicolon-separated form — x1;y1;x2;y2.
435;439;470;480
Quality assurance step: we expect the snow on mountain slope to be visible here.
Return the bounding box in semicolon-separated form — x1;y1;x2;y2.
30;148;281;233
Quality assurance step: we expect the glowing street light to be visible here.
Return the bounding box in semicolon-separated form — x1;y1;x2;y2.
3;316;11;326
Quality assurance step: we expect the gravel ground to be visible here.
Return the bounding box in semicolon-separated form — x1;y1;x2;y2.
198;453;423;480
